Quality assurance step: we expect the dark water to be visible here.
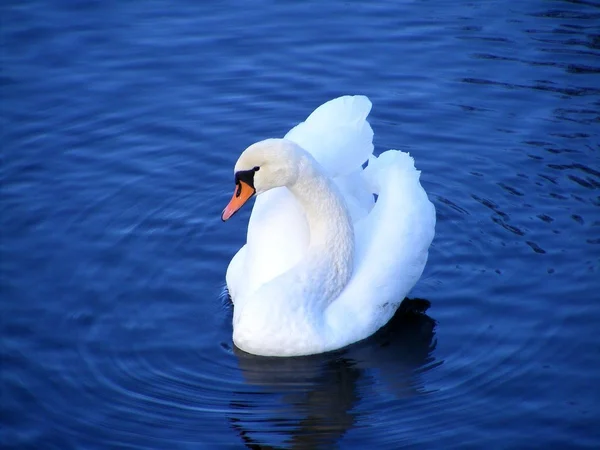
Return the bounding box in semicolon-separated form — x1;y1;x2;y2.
2;1;599;448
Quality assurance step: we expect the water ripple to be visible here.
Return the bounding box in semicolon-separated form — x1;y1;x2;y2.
2;0;600;448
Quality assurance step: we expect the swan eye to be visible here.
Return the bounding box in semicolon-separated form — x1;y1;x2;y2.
253;166;260;172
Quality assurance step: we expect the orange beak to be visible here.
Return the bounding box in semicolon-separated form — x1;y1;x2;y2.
221;180;255;221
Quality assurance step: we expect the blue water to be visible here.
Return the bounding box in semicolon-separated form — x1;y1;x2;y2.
2;1;599;448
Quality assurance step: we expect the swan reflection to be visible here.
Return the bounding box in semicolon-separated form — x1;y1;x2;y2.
228;298;440;449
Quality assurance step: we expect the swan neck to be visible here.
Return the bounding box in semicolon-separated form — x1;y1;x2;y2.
288;156;355;300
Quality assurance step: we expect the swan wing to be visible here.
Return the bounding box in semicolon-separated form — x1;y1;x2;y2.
325;150;436;348
284;95;374;177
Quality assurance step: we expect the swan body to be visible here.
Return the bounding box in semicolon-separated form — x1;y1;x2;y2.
222;96;435;357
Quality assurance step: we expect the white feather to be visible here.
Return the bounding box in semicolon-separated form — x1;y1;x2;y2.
225;96;436;356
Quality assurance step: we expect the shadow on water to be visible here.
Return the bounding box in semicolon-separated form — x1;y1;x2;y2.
227;298;440;449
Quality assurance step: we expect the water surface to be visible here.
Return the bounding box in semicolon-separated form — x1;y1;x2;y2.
2;0;599;448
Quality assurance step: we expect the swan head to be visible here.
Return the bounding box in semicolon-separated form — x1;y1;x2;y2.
221;138;302;221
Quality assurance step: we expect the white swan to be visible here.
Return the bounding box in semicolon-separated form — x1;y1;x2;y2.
221;95;436;357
